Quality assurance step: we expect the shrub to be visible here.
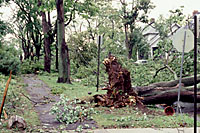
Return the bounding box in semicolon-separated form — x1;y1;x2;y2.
0;43;21;75
21;59;43;74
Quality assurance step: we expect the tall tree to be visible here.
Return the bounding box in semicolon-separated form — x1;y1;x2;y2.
120;0;154;59
56;0;98;83
13;0;43;61
38;0;53;73
56;0;71;83
153;8;187;79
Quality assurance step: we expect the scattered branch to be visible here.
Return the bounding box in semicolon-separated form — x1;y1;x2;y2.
20;93;52;106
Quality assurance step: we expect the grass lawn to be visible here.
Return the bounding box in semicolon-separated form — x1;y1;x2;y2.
38;74;106;99
92;106;196;128
38;73;200;129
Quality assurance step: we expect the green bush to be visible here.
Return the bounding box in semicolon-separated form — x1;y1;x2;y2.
0;43;21;75
21;59;43;74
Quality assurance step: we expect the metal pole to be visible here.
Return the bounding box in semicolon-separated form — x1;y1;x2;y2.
96;36;101;92
177;29;187;113
194;15;197;133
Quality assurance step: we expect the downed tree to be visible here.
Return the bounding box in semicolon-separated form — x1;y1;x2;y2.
134;77;200;105
94;55;199;107
134;76;200;96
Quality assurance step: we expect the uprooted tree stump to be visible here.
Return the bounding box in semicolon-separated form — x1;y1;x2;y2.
94;55;143;108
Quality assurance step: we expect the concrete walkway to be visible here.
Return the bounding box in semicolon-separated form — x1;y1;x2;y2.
93;128;199;133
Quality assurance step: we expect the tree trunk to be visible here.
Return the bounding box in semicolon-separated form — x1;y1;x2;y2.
151;76;200;87
128;44;133;59
124;24;131;59
26;32;31;59
134;76;200;96
31;46;34;61
21;37;29;60
38;0;51;73
142;91;200;105
42;12;51;73
55;44;58;70
35;45;41;61
131;76;200;105
56;0;71;83
31;29;42;61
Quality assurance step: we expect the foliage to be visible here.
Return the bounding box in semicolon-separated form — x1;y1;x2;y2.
68;32;97;69
118;56;175;86
94;0;126;56
21;59;43;74
119;0;155;59
0;10;17;75
129;27;149;60
13;0;43;65
64;0;98;23
0;42;21;75
154;7;185;51
51;95;96;125
0;20;11;39
152;7;190;79
14;0;41;33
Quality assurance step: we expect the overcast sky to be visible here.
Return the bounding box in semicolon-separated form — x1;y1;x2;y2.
1;0;200;21
149;0;200;19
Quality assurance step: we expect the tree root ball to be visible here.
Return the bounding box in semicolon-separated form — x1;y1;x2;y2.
94;55;142;108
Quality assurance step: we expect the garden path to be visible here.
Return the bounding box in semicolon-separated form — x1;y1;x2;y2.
23;74;97;132
23;74;61;131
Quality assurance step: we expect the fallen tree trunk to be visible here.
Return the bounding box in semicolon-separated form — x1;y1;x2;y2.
142;91;200;105
134;81;200;105
134;76;200;97
149;76;200;87
135;85;199;97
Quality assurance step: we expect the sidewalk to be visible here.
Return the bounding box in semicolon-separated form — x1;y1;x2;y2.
93;128;199;133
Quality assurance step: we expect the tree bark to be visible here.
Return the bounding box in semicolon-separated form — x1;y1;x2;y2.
35;44;41;61
133;76;200;105
38;0;51;73
56;0;71;83
21;37;29;60
150;76;200;88
134;76;200;96
142;91;200;105
31;29;42;61
128;43;133;59
30;46;34;61
42;12;51;73
55;44;58;70
26;32;31;59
